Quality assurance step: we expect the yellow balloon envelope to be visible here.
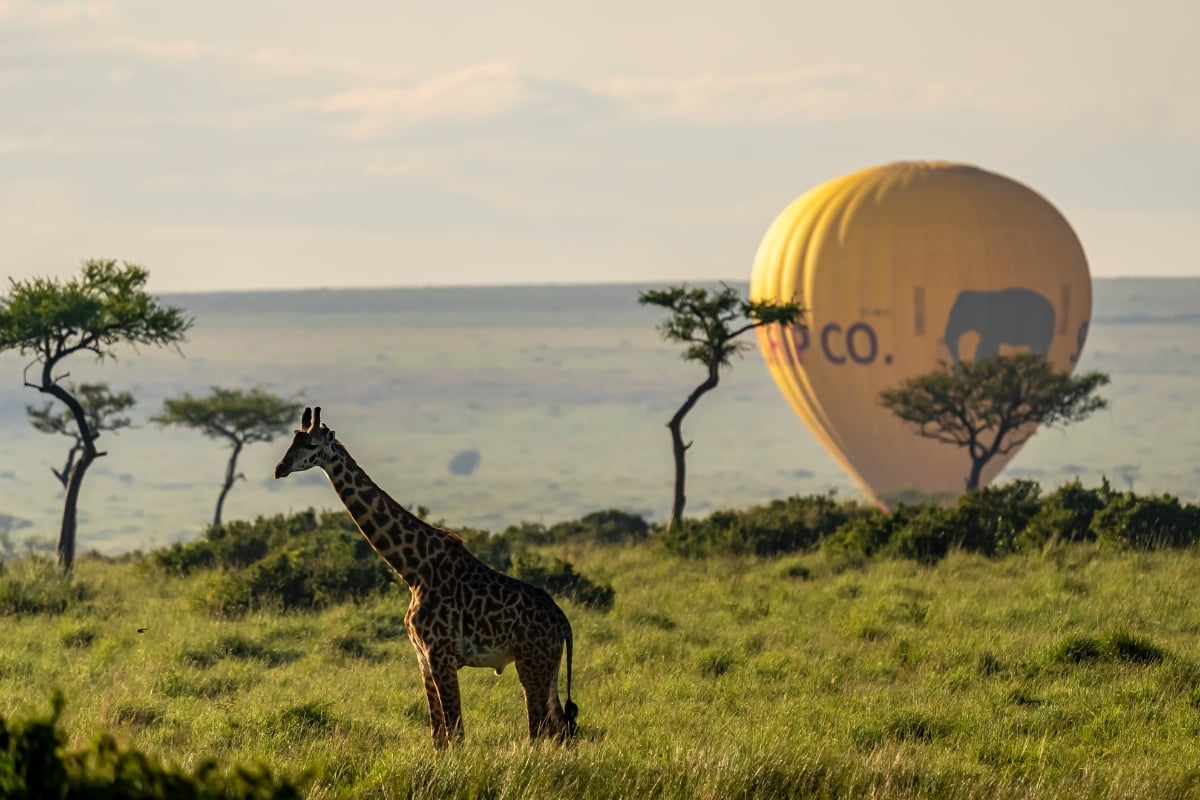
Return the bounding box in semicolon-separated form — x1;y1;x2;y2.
750;161;1092;504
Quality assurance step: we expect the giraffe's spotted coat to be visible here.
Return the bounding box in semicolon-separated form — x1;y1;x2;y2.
273;406;578;748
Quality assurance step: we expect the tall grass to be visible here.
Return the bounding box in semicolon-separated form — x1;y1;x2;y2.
4;542;1200;798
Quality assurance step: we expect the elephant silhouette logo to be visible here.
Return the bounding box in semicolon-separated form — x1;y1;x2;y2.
943;287;1056;366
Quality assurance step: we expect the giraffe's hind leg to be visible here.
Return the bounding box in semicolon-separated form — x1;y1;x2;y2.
515;657;558;740
546;688;576;741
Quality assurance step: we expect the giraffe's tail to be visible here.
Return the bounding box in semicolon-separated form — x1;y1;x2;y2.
563;624;579;737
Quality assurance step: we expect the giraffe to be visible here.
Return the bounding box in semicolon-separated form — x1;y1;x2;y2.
272;406;579;748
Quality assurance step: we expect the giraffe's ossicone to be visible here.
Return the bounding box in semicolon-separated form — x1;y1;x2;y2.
274;406;579;748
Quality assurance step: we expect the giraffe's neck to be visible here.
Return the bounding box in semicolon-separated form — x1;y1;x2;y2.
322;441;459;587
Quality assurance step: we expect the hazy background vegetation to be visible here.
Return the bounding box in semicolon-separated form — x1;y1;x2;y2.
2;278;1197;554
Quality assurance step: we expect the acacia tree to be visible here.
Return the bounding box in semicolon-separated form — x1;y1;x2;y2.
151;387;303;527
27;382;136;488
640;283;804;529
0;260;192;572
879;353;1110;491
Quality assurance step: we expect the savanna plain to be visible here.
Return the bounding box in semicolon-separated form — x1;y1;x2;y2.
3;279;1200;798
5;534;1200;799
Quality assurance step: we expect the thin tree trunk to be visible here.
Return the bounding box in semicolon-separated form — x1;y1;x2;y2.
666;416;689;529
213;440;244;528
58;450;97;573
35;368;99;574
665;366;720;530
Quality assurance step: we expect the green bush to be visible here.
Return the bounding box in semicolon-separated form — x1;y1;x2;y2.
0;692;305;799
822;505;922;566
946;480;1042;556
888;481;1042;563
1090;491;1200;550
655;481;1196;565
1020;479;1109;549
886;505;959;563
664;494;872;558
153;509;356;576
545;509;651;545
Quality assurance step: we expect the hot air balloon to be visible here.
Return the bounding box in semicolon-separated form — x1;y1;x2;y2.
750;161;1092;504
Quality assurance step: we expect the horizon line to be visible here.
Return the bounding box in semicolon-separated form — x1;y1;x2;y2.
156;274;1200;297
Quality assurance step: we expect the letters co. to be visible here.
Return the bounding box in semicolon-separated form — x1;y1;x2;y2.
770;321;888;367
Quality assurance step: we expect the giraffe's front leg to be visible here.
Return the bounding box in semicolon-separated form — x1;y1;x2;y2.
429;653;465;744
414;649;450;748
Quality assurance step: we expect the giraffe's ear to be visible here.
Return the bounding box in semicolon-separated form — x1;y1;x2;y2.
301;407;312;430
313;406;322;430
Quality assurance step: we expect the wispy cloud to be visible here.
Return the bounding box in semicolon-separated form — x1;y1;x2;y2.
314;61;982;141
318;60;612;139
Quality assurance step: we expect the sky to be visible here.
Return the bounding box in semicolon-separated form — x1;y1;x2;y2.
1;1;1197;293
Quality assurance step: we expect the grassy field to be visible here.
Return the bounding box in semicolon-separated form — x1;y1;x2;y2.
5;536;1200;799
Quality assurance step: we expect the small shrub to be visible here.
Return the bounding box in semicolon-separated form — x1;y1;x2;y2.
1020;479;1108;549
949;480;1042;556
822;506;921;566
887;506;957;563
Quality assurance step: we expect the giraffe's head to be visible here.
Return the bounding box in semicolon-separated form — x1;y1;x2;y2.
273;406;338;479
